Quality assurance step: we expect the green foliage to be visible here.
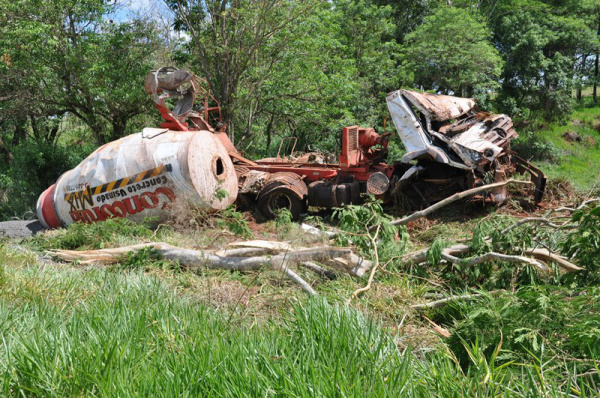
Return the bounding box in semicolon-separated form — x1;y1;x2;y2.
29;218;155;251
561;203;600;285
489;1;598;120
333;198;408;261
275;208;294;233
402;7;502;96
0;260;598;396
0;0;161;143
426;238;447;267
119;247;179;271
512;131;562;162
440;286;600;371
0;139;93;220
216;206;254;239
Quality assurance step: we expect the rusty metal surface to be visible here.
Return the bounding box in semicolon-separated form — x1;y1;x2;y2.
387;89;520;170
238;170;270;195
402;90;476;121
260;172;308;200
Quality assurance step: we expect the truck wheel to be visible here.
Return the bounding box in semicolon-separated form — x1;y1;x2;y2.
258;187;306;220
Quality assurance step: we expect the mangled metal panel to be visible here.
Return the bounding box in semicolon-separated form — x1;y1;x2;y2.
386;90;518;169
401;90;476;121
37;129;238;228
385;91;432;154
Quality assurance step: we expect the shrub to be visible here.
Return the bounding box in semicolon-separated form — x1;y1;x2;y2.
561;203;600;285
512;131;561;162
0;139;92;220
438;286;600;370
333;198;408;262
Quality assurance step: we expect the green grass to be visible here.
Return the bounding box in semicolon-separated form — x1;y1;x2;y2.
528;105;600;191
0;247;598;397
3;185;600;396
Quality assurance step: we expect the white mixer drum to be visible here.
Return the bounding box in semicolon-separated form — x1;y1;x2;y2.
37;128;238;228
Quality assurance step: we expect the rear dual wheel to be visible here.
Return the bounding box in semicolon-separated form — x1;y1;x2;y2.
258;187;306;220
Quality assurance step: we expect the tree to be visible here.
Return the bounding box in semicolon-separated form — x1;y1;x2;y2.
166;0;319;141
0;0;160;144
435;0;600;116
478;0;598;118
401;7;503;97
168;0;400;153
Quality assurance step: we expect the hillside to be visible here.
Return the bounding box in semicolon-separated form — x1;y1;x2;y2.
527;105;600;192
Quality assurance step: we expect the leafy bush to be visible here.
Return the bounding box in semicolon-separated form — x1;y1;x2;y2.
561;204;600;285
333;198;408;262
215;205;254;239
275;208;294;233
0;139;93;220
512;131;561;162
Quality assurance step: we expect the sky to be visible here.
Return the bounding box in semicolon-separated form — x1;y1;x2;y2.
109;0;172;23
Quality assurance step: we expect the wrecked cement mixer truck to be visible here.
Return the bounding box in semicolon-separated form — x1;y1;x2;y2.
37;66;546;227
36;68;239;228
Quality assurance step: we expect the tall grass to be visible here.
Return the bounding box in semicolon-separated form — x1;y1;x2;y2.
0;253;597;397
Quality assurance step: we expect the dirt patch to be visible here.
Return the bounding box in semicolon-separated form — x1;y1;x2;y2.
562;131;581;142
543;178;578;204
571;119;585;127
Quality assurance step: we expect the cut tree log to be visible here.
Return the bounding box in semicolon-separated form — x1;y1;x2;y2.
48;242;372;295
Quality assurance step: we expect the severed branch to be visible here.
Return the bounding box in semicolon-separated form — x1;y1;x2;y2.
411;290;505;311
300;261;337;280
401;243;581;272
441;249;549;271
347;225;381;304
500;217;577;235
389;179;533;226
48;242;372;295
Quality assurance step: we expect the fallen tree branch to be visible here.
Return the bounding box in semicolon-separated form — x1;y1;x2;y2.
282;266;316;296
389;179;533;226
422;315;451;338
48;242;372;294
523;248;582;272
411;290;505;311
300;261;337;280
500;217;577;235
401;243;581;272
347;225;381;304
441;249;549;271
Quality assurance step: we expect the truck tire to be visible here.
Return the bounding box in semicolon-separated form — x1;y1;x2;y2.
258;186;306;220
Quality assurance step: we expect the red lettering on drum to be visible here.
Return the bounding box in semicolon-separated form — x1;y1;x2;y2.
69;187;176;223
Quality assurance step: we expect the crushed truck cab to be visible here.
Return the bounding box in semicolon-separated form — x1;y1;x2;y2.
386;90;546;204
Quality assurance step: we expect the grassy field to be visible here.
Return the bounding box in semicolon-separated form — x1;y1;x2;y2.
1;196;599;396
525;104;600;192
1;243;598;397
